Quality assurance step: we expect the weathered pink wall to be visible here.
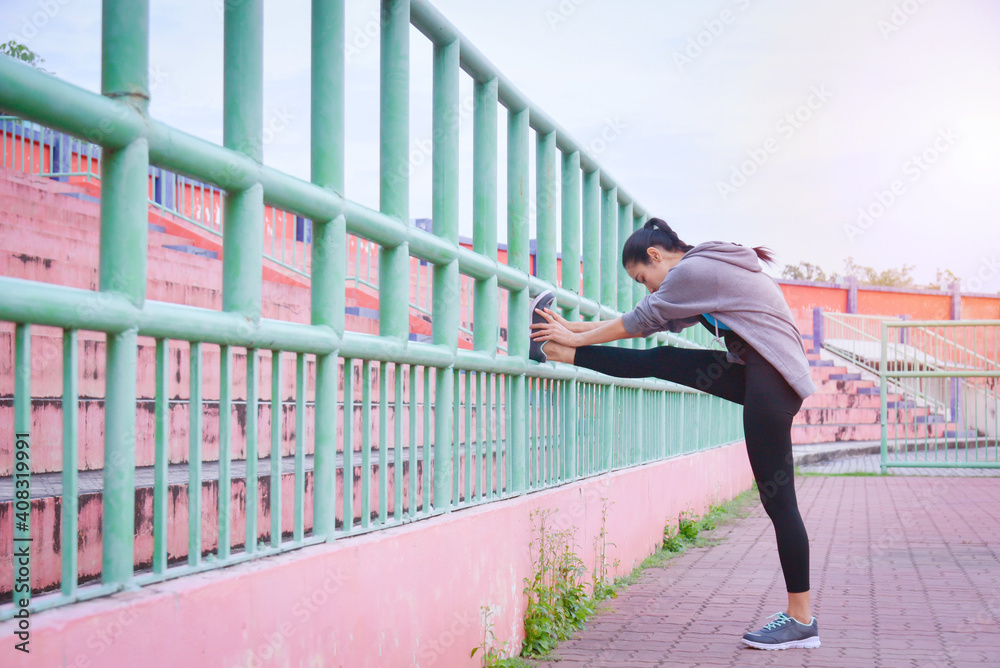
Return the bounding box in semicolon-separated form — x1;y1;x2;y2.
0;440;753;668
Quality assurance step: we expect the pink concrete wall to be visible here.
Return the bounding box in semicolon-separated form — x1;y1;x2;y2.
857;289;951;320
960;295;1000;320
776;283;847;337
0;441;754;668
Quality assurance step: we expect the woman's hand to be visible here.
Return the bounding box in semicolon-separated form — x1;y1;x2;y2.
540;306;589;333
530;308;581;347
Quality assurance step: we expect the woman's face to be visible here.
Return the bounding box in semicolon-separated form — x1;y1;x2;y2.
624;246;672;294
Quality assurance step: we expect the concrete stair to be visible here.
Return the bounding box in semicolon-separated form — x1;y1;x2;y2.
0;168;462;478
792;333;959;451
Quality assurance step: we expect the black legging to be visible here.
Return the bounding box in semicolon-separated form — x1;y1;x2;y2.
573;324;810;594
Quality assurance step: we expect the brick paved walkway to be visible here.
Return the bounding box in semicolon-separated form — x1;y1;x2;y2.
532;475;1000;667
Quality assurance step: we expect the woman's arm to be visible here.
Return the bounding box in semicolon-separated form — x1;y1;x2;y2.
531;312;637;347
538;308;609;333
574;317;636;345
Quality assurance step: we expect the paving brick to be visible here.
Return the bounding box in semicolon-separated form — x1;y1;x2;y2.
525;476;1000;668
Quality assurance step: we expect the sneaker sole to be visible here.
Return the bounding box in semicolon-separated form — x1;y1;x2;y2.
528;290;554;363
741;636;821;650
529;291;554;320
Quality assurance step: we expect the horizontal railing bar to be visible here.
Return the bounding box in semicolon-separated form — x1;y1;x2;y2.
885;320;1000;328
880;461;1000;468
409;0;646;215
0;57;144;150
0;583;124;622
0;277;139;333
882;370;1000;378
0;278;699;391
131;536;328;588
142;302;338;351
0;274;685;355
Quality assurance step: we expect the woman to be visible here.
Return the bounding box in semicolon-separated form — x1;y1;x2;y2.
528;218;820;651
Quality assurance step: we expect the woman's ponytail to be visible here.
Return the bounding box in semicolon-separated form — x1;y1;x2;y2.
752;246;776;265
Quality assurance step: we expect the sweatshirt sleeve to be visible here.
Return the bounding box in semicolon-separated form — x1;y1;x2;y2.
620;261;717;337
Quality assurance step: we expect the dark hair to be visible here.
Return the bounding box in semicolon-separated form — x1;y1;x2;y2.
621;217;776;267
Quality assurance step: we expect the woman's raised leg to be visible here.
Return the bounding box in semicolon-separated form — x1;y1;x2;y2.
561;342;748;405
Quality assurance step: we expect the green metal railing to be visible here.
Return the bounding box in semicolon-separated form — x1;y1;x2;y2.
877;320;1000;472
821;314;999;471
0;0;744;619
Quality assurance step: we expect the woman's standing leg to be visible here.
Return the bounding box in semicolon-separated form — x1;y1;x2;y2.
741;351;812;620
574;340;812;612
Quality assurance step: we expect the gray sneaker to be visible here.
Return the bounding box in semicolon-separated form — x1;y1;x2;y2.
742;611;820;650
528;290;555;363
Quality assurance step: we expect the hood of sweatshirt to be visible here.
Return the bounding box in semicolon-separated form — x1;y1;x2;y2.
681;241;763;273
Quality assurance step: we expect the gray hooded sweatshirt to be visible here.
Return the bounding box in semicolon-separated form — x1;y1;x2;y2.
620;241;817;401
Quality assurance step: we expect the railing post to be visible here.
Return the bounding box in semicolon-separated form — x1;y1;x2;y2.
222;0;264;319
604;384;615;471
630;208;645;349
581;168;600;322
948;283;962;432
472;76;499;494
561;150;581;315
379;0;411;340
845;275;858;314
220;0;264;561
880;320;889;474
432;35;460;510
472;77;498;354
379;0;413;520
100;0;150;589
600;185;618;317
508;106;530;493
949;281;961;319
813;307;824;351
561;150;580;480
310;0;346;541
533;131;557;488
617;200;632;347
536;131;557;286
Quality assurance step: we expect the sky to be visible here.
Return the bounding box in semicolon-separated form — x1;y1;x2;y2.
3;0;1000;289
